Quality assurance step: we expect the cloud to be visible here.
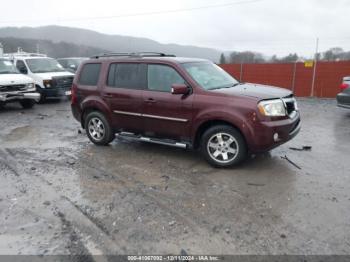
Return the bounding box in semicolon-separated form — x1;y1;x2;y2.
0;0;349;56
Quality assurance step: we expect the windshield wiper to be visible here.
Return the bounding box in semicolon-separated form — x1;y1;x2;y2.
209;82;242;90
231;82;243;87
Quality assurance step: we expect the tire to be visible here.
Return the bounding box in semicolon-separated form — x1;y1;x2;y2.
38;94;46;104
84;111;114;146
19;99;35;109
200;125;247;167
36;85;46;104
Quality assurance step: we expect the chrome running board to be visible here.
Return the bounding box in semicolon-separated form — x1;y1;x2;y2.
115;132;188;149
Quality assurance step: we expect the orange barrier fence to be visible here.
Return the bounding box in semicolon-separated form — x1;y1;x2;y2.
219;61;350;98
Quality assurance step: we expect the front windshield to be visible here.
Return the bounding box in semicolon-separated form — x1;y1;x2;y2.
183;62;239;90
0;59;19;74
26;58;66;73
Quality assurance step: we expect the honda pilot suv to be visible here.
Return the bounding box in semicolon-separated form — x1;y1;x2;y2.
71;53;301;167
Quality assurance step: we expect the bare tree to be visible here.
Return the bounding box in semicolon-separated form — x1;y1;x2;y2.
219;53;227;64
229;51;265;64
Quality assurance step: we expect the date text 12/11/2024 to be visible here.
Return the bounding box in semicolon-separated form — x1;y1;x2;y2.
127;255;221;261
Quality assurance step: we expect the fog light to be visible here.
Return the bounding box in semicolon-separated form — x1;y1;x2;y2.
273;133;279;142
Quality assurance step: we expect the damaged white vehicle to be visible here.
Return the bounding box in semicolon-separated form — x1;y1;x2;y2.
0;58;40;109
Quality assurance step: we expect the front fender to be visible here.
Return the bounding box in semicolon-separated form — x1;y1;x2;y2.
191;107;257;148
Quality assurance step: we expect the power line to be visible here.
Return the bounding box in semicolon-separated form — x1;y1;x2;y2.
0;0;265;24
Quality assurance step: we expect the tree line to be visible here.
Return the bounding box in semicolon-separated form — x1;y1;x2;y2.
0;37;107;58
219;47;350;64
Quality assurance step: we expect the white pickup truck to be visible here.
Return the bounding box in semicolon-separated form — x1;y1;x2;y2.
0;58;40;109
8;54;74;102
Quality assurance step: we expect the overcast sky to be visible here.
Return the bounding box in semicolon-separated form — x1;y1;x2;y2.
0;0;349;57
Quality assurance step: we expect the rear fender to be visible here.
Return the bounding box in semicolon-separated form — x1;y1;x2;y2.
81;96;112;128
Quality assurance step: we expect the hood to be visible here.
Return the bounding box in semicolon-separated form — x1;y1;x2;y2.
213;83;292;100
0;74;34;85
35;71;74;79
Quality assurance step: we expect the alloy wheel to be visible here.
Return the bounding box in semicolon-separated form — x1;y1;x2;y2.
207;132;239;164
88;117;105;141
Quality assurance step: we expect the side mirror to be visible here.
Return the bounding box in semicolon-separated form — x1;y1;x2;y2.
18;67;28;74
171;84;189;95
69;64;76;69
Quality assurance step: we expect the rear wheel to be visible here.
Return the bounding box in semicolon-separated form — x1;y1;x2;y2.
85;111;114;146
201;125;247;167
19;99;35;109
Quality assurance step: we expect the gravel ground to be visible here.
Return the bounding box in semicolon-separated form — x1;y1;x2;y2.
0;98;349;256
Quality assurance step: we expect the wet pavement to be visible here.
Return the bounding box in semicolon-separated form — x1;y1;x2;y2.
0;98;349;256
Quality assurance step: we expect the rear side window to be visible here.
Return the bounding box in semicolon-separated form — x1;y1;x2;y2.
147;64;185;92
79;63;101;86
107;63;144;89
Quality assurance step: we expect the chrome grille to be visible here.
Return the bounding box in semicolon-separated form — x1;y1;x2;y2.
0;84;26;92
282;96;298;117
53;76;73;90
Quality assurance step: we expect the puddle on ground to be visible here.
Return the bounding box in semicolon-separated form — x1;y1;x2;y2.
4;126;34;142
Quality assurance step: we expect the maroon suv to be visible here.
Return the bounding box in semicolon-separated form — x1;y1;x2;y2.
71;53;301;167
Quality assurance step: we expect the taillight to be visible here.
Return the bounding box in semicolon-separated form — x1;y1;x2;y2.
340;83;349;91
71;83;77;104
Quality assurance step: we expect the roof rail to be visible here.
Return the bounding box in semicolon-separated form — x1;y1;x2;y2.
3;52;47;58
90;53;131;59
91;52;176;59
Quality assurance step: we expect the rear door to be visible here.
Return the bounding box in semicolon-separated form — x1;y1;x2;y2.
101;62;146;133
142;63;193;140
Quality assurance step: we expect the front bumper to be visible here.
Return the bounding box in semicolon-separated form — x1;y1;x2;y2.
37;86;71;98
249;111;301;152
338;103;350;109
336;92;350;109
0;92;41;102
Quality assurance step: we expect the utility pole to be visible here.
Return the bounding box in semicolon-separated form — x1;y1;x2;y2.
311;37;319;97
0;42;3;57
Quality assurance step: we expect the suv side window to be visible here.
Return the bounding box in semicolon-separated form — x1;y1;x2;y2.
147;64;185;92
79;63;101;86
107;63;145;89
16;60;28;74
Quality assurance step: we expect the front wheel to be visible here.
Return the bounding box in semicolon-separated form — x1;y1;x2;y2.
201;125;247;167
84;111;114;146
19;99;35;109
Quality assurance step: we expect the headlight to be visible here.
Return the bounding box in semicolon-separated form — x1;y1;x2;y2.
25;83;34;89
43;79;52;88
258;99;286;117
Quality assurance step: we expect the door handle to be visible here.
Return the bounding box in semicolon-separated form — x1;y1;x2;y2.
145;98;157;103
103;93;113;98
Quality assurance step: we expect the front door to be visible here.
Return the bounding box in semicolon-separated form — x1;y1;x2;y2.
142;64;193;140
101;63;146;133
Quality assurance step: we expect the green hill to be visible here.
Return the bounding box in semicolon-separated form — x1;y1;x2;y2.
0;36;108;58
